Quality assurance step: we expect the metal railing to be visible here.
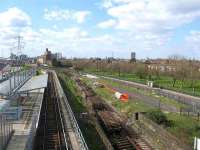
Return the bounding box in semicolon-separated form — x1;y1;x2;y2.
11;68;36;96
52;76;69;150
0;114;13;150
0;68;36;97
53;71;89;150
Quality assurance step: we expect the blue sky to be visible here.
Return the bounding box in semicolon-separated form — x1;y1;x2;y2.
0;0;200;59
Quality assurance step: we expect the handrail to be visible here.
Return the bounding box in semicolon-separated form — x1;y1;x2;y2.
8;68;36;97
52;73;69;150
53;71;89;150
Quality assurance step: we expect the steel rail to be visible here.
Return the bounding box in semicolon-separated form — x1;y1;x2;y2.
33;72;68;150
52;72;69;150
53;71;89;150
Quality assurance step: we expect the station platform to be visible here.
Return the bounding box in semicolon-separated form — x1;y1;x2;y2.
6;74;48;150
6;90;44;150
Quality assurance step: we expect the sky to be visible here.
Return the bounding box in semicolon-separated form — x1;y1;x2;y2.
0;0;200;59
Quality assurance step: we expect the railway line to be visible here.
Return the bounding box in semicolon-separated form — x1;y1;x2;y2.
33;72;68;150
76;78;152;150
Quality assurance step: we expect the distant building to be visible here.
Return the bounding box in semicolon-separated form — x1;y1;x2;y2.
37;48;62;66
10;53;18;61
10;53;29;65
19;54;28;61
44;48;52;65
54;53;62;60
37;48;52;65
37;57;44;64
130;52;136;62
145;59;176;72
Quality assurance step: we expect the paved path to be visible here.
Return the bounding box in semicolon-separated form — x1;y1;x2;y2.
110;85;178;112
101;76;200;106
6;124;30;150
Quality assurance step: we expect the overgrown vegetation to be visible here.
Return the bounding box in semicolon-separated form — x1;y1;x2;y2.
146;109;174;127
81;77;153;115
82;75;200;146
36;69;42;75
22;64;31;70
166;113;200;145
58;72;86;113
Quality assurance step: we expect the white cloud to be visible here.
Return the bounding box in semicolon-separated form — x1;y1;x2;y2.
185;30;200;50
101;0;200;32
0;7;92;57
101;0;113;8
44;8;90;24
0;7;32;56
0;7;31;28
98;19;116;28
73;11;91;23
24;27;90;56
97;0;200;58
1;3;200;59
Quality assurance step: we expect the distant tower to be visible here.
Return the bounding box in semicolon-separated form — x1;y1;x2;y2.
130;52;136;62
15;35;24;66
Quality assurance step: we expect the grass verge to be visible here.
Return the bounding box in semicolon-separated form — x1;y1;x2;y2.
84;70;200;97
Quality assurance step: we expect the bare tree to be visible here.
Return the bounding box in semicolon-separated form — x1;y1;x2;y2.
135;63;147;79
188;59;200;93
168;55;187;87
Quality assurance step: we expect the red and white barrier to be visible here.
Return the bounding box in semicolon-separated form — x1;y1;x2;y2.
114;91;129;102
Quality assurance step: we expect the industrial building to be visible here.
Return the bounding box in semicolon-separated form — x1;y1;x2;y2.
37;48;62;66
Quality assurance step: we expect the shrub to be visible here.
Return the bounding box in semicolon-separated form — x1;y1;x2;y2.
146;109;173;127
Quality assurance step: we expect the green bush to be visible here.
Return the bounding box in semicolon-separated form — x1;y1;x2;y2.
36;69;42;76
195;125;200;132
146;109;174;127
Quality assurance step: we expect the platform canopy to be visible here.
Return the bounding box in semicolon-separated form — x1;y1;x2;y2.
18;74;48;93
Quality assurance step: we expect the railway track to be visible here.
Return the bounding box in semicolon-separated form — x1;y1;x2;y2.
111;134;135;150
76;78;152;150
33;72;68;150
